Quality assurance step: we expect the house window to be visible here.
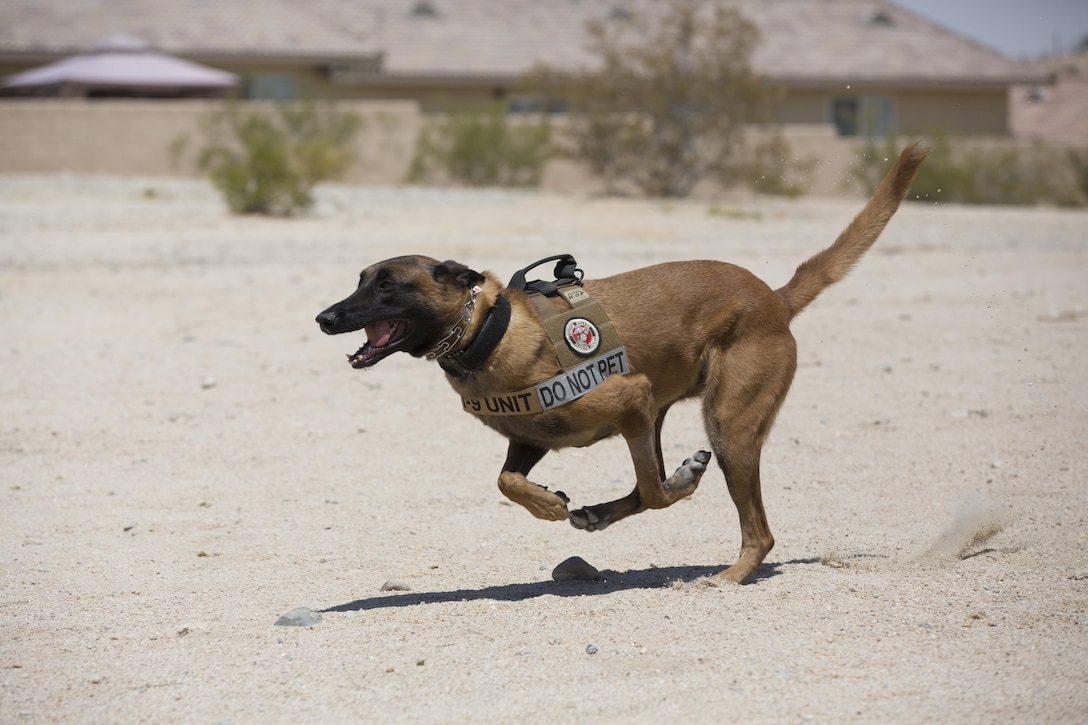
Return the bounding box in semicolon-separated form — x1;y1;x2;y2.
247;74;295;100
831;96;895;137
507;96;567;114
411;1;438;17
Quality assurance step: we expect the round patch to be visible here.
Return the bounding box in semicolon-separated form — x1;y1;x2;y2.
563;317;600;356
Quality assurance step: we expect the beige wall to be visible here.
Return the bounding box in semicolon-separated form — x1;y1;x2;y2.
773;85;1010;136
895;88;1010;136
0;100;861;194
0;99;423;184
0;99;1031;197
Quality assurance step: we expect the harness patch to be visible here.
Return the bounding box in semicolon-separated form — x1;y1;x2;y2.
564;317;600;356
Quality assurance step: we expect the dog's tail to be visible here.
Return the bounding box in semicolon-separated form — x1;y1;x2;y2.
775;142;931;319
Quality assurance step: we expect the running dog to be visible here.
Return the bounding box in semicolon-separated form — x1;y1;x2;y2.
316;143;930;583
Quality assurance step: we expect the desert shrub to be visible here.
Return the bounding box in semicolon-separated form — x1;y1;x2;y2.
733;133;806;197
196;102;361;216
525;1;781;197
407;103;550;187
854;134;1085;207
1068;149;1088;200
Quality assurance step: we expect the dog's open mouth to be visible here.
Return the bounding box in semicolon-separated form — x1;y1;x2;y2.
347;319;411;368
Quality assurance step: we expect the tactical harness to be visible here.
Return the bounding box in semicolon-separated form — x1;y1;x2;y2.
433;255;629;417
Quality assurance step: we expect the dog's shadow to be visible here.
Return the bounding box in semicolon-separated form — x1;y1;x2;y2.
321;558;819;613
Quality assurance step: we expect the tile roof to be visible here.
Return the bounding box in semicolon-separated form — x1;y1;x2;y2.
0;0;1044;84
1011;55;1088;145
0;0;371;60
304;0;1044;84
736;0;1040;85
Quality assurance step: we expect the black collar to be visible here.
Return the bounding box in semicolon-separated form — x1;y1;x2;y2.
437;294;511;378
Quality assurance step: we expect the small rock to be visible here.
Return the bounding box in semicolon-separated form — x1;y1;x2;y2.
585;644;598;655
201;377;217;390
552;556;601;582
380;580;411;592
275;607;322;627
122;522;137;532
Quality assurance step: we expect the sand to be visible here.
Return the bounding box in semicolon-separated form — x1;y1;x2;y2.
2;174;1086;723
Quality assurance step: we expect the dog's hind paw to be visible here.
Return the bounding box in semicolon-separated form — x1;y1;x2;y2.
569;506;611;532
685;450;711;476
670;450;711;487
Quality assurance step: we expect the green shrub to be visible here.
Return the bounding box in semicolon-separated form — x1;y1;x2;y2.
854;134;1085;207
407;103;550;187
196;102;361;216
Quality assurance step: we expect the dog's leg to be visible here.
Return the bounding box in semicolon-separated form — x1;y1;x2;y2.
496;441;570;521
652;404;671;480
566;376;711;531
703;334;797;583
569;450;712;531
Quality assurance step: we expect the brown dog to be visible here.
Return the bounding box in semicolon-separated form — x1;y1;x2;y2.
316;143;930;584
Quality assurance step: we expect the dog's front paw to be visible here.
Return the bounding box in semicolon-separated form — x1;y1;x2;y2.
569;506;611;532
520;485;569;521
499;473;570;521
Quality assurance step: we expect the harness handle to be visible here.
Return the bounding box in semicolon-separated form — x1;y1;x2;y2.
507;254;583;296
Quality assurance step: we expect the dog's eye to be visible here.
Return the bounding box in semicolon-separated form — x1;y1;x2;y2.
377;279;395;292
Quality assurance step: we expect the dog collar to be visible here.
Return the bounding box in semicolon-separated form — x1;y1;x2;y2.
426;285;482;362
434;294;512;379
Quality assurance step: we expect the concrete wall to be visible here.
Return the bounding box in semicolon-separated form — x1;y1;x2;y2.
896;88;1010;136
0;99;1021;197
0;99;423;184
773;86;1011;136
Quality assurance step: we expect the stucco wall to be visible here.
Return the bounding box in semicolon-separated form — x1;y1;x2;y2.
0;99;1022;197
773;86;1010;136
0;99;423;184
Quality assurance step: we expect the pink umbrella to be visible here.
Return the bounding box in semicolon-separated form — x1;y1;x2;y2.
1;36;238;97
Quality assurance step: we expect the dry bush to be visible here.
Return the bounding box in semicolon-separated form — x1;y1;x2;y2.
526;1;783;197
196;102;361;216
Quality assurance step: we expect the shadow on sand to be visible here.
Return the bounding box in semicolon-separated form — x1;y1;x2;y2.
322;558;820;613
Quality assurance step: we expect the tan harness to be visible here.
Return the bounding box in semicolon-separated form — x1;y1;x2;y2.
460;277;629;417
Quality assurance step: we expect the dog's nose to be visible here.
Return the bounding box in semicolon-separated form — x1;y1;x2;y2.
316;309;340;333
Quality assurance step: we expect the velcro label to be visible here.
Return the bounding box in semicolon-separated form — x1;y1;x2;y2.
461;347;629;416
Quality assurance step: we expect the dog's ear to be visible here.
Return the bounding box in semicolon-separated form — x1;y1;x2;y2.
433;260;485;289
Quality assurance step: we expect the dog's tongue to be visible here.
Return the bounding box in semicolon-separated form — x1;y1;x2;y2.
365;321;394;348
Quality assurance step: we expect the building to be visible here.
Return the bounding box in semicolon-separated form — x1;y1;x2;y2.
1011;53;1088;147
0;0;1047;137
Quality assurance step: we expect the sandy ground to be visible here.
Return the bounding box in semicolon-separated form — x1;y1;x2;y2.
1;173;1086;723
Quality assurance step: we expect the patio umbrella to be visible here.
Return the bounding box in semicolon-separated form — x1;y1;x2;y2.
1;36;238;97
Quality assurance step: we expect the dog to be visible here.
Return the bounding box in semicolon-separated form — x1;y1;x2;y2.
316;143;930;584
